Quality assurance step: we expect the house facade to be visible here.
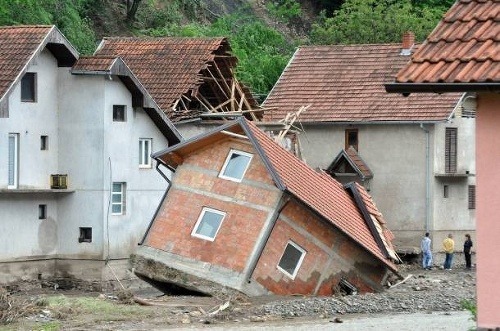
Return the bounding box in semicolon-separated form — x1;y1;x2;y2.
135;119;399;296
386;0;500;328
0;26;181;283
261;39;476;252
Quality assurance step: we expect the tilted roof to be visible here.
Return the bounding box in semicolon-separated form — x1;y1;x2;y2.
262;44;461;123
95;37;259;122
153;118;398;272
386;0;500;93
0;25;78;105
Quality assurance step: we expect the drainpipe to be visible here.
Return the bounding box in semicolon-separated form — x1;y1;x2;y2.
138;159;174;245
243;194;291;283
420;124;431;232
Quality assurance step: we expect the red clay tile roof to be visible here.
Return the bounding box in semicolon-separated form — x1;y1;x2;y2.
0;26;52;101
95;37;258;122
154;119;398;271
72;56;117;72
262;44;462;122
388;0;500;91
327;147;373;180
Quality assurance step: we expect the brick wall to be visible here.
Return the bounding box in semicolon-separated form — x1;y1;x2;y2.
145;138;282;273
252;199;388;295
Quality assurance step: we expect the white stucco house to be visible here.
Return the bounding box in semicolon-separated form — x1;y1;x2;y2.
0;26;182;283
261;34;476;253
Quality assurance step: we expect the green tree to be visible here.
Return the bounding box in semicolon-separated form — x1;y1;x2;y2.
310;0;445;44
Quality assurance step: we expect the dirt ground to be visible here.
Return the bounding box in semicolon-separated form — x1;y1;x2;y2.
0;263;476;330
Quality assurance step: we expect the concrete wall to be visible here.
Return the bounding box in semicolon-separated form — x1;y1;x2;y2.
297;124;429;248
475;93;500;328
252;199;389;295
432;117;476;247
144;138;283;291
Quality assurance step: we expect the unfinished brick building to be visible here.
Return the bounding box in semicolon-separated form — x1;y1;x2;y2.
135;118;400;296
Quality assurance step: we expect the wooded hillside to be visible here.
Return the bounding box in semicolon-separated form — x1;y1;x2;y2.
0;0;454;99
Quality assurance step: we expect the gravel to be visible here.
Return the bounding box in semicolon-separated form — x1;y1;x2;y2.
249;265;476;319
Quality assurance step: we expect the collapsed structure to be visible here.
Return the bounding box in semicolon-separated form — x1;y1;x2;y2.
135;118;399;296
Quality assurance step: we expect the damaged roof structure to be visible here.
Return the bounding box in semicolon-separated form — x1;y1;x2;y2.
134;118;399;297
95;37;261;126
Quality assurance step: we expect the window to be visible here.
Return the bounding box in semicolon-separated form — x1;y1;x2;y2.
40;135;48;150
38;204;47;220
21;72;36;102
277;241;306;279
111;182;126;215
468;185;476;210
79;227;92;243
113;105;126;122
443;185;449;198
139;138;152;168
191;207;226;241
345;129;358;151
445;128;457;173
8;133;19;189
219;150;253;182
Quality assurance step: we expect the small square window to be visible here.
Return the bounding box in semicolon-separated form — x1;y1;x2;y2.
191;207;226;241
21;72;36;102
40;135;48;150
38;204;47;220
139;138;152;168
79;227;92;243
277;241;306;279
113;105;126;122
218;149;253;182
111;182;126;215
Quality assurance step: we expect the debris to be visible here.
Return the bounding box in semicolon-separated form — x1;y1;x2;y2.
389;274;413;289
330;317;344;323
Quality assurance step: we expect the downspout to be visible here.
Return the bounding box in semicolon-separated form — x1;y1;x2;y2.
420;124;431;232
138;159;175;245
243;194;291;283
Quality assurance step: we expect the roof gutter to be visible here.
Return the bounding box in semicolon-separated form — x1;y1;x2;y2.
385;82;500;95
138;159;175;245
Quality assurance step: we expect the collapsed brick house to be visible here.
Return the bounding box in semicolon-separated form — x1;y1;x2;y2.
135;118;400;296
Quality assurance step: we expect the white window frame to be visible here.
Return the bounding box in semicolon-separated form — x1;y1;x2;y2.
8;133;19;189
277;240;306;279
111;182;126;215
191;207;226;242
139;138;152;168
218;149;253;182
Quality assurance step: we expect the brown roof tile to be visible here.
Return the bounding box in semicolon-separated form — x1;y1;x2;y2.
72;56;117;72
394;0;500;84
262;44;461;123
95;37;257;122
0;26;53;101
154;119;398;271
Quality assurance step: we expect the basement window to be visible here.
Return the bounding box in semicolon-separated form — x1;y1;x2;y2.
277;241;306;279
219;149;253;182
191;207;226;241
79;227;92;243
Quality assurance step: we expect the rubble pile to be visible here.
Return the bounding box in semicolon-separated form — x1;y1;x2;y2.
254;267;476;318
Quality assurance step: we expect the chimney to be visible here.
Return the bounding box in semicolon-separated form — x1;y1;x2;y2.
401;31;415;56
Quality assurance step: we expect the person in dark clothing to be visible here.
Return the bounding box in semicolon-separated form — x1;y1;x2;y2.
464;234;473;269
